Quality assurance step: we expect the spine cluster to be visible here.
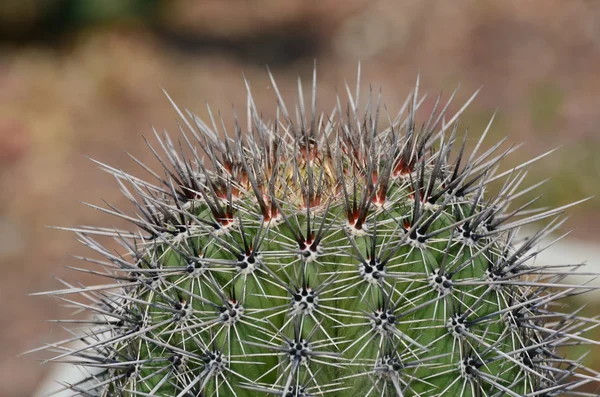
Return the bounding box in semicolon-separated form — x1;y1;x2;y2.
33;67;599;397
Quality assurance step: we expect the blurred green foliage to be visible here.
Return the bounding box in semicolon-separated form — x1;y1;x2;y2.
0;0;160;41
529;81;564;133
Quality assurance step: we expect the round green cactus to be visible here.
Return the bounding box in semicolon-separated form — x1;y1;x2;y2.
35;67;599;397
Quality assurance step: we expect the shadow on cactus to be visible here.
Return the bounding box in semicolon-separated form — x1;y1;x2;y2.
32;66;599;397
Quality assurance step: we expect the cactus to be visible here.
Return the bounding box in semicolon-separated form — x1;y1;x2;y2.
34;66;600;397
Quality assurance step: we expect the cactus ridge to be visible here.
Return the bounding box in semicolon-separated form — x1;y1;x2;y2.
33;66;600;397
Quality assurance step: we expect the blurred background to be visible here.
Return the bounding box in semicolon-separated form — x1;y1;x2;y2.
1;1;600;395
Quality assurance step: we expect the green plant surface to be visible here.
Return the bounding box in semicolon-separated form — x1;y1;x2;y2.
32;69;600;397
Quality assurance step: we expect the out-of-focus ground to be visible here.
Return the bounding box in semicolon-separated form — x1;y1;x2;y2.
1;1;600;395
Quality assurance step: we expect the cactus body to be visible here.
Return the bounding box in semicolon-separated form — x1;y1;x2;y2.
36;68;599;397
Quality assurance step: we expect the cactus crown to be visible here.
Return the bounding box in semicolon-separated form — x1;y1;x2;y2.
34;66;598;397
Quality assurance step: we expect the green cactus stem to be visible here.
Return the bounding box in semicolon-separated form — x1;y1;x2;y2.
32;66;599;397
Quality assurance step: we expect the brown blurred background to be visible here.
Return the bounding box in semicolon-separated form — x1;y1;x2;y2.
1;1;600;395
